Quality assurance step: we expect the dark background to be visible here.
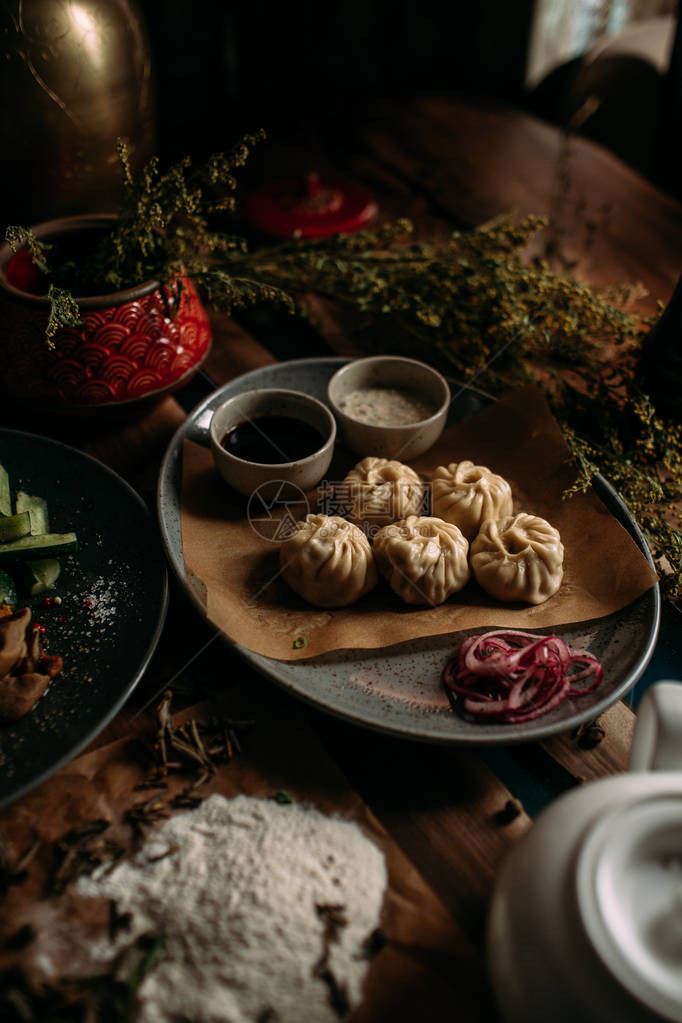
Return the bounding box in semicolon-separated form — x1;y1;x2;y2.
135;0;681;198
135;0;536;159
1;1;680;225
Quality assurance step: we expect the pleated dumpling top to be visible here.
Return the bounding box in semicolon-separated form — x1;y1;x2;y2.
430;461;512;540
470;513;564;605
373;515;470;606
280;514;378;608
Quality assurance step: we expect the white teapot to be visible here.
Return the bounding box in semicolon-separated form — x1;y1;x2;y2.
488;681;682;1023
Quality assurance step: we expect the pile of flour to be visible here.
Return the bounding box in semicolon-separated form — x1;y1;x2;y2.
77;794;387;1023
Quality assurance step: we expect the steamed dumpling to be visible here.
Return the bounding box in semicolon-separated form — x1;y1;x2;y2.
373;515;470;606
470;513;564;605
431;461;512;540
280;514;377;608
343;457;423;528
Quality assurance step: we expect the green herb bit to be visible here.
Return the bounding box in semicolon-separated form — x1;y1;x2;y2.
125;933;166;994
4;225;51;274
45;284;81;347
271;790;294;804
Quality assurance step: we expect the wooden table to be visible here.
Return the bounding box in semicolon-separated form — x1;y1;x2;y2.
1;95;681;1022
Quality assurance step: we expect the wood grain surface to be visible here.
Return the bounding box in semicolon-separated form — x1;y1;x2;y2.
1;94;680;1022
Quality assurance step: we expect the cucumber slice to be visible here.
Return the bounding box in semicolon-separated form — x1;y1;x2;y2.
0;466;10;517
0;569;17;608
15;492;49;535
0;532;77;564
0;511;31;543
19;558;61;595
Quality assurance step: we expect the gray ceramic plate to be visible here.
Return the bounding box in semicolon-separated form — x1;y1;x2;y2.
158;358;660;745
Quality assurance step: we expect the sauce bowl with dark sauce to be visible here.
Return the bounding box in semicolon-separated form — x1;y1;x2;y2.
209;389;336;496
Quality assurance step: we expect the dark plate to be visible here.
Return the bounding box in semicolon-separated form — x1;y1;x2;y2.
0;430;168;808
158;358;660;745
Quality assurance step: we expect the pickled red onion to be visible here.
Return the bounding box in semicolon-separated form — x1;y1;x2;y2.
443;629;603;723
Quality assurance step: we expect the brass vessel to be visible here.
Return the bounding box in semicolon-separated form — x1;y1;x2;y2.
0;0;155;225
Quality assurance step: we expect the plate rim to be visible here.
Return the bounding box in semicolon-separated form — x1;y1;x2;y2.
0;427;169;807
157;357;661;745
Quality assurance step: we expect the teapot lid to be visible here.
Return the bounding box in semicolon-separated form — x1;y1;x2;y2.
576;794;682;1022
245;172;378;238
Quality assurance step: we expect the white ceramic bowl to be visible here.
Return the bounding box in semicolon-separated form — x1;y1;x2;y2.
209;388;336;496
327;356;450;460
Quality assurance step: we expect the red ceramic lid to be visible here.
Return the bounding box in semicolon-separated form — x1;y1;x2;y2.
4;248;45;293
245;172;378;238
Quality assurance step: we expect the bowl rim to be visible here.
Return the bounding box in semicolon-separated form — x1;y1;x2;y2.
327;354;451;432
0;213;166;309
209;387;337;469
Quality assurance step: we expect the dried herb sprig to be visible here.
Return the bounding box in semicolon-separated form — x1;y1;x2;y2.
554;367;682;605
143;690;253;793
313;904;350;1017
0;833;41;896
89;133;290;303
3;227;81;347
4;226;50;274
232;215;637;390
4;148;631;373
4;139;680;600
4;130;295;341
0;147;644;380
45;820;125;897
0;932;166;1023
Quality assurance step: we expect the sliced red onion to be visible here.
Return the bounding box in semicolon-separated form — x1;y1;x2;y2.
443;629;603;723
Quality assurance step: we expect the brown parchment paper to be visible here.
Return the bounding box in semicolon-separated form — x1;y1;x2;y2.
180;386;658;661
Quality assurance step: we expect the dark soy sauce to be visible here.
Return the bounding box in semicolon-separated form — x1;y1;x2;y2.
220;415;326;464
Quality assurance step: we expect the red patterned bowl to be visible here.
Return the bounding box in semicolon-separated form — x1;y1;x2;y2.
0;215;212;412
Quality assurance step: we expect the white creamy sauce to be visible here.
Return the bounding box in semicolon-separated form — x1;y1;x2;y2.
339;386;437;426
